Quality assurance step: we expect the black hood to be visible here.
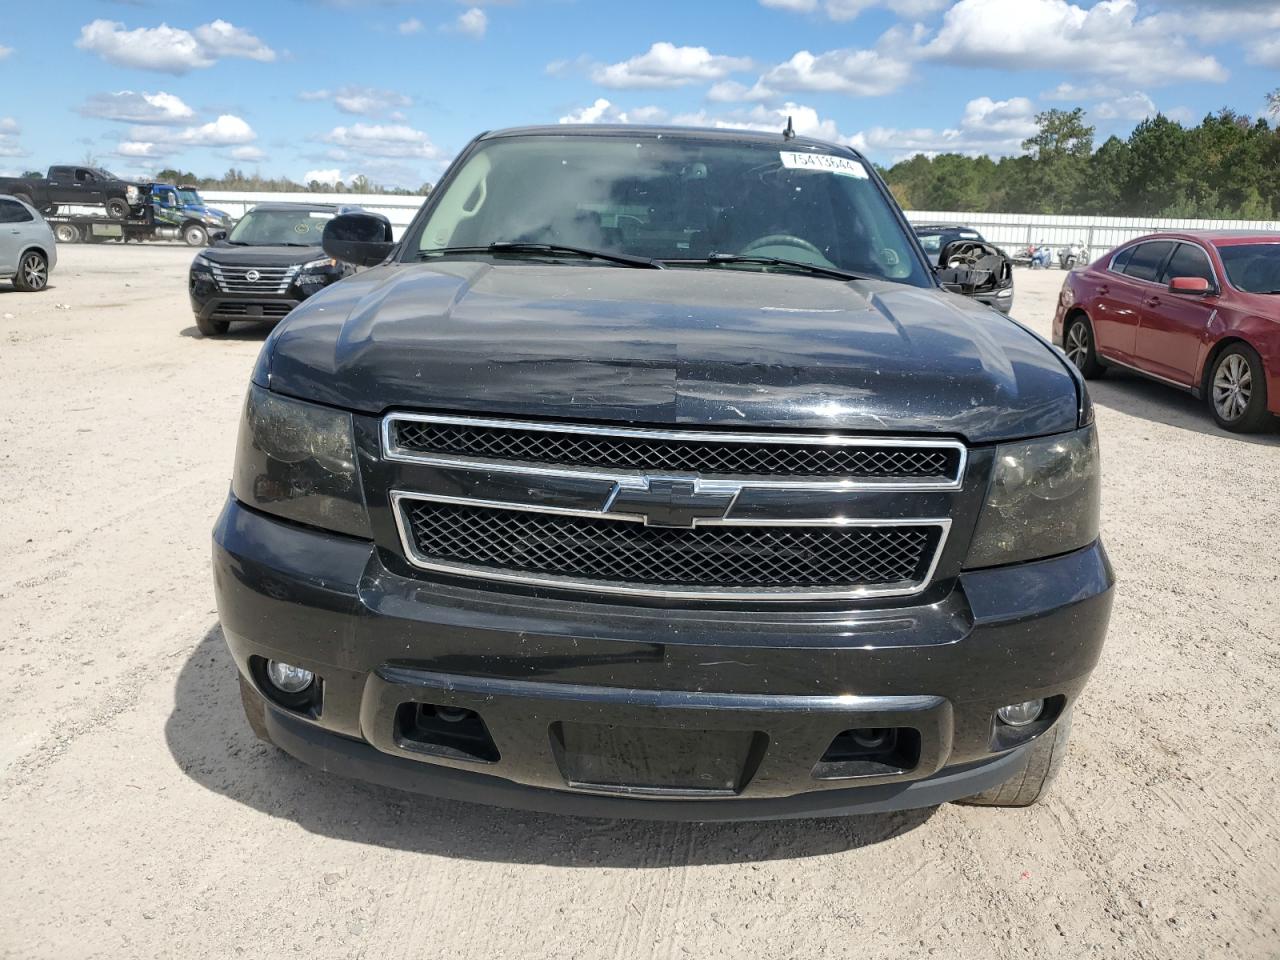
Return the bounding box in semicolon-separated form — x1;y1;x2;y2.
260;262;1080;443
201;244;323;267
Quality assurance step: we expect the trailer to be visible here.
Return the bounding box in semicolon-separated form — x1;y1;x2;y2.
47;190;231;247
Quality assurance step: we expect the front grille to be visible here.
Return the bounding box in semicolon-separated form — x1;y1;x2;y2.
390;417;961;482
400;499;941;596
210;263;298;294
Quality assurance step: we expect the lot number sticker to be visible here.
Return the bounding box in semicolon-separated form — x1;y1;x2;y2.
780;152;869;178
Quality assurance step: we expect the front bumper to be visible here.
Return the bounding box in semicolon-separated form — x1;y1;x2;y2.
213;497;1113;819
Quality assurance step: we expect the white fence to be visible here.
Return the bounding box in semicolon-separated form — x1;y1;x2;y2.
199;192;1279;252
903;210;1280;257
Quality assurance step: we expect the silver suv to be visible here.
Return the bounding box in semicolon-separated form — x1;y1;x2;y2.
0;194;56;292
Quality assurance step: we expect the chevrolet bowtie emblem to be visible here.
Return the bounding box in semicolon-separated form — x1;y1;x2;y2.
608;478;736;528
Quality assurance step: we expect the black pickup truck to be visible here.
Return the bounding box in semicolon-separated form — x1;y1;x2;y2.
214;125;1113;820
0;165;141;219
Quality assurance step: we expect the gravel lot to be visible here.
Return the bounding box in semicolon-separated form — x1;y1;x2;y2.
2;244;1277;959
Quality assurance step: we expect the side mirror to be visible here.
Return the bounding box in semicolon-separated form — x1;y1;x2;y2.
208;230;228;245
1169;276;1212;296
323;212;395;267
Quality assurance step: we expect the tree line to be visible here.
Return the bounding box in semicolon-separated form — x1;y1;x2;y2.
882;92;1280;220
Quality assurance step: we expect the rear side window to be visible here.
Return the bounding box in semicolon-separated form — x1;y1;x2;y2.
1109;247;1135;273
1122;241;1174;282
0;198;33;223
1161;243;1215;285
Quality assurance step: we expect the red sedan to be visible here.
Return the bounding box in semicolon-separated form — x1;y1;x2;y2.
1053;231;1279;432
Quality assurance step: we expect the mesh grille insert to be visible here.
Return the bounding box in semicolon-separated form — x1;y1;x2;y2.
392;420;958;481
401;500;939;592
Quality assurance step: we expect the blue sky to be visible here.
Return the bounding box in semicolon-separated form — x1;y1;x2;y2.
1;0;1277;188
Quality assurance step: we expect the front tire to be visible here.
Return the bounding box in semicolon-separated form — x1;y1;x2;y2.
195;314;230;337
957;709;1073;808
1209;344;1271;433
1063;314;1106;379
106;198;129;220
183;223;209;246
13;250;49;291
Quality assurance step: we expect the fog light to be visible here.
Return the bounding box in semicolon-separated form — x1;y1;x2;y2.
997;699;1044;727
266;660;314;694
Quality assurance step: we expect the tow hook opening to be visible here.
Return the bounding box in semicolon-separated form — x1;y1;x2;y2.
395;702;501;763
812;727;921;780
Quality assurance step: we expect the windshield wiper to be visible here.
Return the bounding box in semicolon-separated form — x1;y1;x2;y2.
418;242;663;269
667;253;869;282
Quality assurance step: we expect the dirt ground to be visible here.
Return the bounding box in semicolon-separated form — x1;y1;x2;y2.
1;244;1277;960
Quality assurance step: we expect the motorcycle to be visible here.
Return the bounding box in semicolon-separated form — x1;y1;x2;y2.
1058;243;1089;270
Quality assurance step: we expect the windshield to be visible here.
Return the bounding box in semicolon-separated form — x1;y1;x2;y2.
1217;243;1280;293
411;134;929;285
178;189;202;205
96;168;119;180
227;208;333;245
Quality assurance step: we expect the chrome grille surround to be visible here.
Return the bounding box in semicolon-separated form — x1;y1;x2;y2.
382;414;961;601
210;263;299;294
383;413;966;490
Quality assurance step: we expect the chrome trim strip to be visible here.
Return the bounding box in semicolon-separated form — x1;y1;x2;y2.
389;490;952;601
381;412;967;491
1103;356;1194;392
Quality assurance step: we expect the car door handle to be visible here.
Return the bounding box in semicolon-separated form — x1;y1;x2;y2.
1144;296;1160;307
1097;284;1109;296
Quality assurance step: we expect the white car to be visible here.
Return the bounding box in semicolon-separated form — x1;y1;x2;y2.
0;194;56;291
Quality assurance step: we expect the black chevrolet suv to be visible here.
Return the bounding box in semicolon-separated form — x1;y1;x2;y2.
213;126;1113;820
189;202;389;336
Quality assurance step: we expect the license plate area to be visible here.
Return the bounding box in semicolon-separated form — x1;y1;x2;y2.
549;721;769;797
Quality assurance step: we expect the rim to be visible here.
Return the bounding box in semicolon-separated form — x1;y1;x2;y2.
21;255;47;289
186;227;205;243
1065;321;1089;369
1212;354;1252;421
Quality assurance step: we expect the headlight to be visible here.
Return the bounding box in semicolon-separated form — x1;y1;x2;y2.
964;425;1100;568
190;253;214;281
299;257;338;272
231;384;370;538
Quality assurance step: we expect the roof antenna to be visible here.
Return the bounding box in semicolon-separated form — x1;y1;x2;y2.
782;115;796;140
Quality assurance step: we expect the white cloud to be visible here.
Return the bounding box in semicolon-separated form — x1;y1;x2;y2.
1042;81;1113;102
751;47;913;97
853;95;1039;158
229;145;266;161
761;0;946;18
591;42;752;89
321;123;442;159
0;117;26;158
1094;92;1158;121
670;102;861;146
398;17;423;35
191;19;275;62
0;45;12;60
79;91;195;124
75;18;275;74
128;114;257;150
1247;35;1280;68
185;115;256;145
303;168;344;185
116;141;163;158
760;0;817;10
558;99;668;125
924;0;1227;86
300;86;411;116
451;8;488;38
